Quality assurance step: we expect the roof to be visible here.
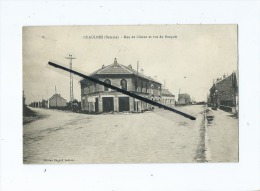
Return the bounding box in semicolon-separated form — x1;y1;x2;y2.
81;58;161;84
162;89;175;97
210;72;238;93
49;94;67;102
178;93;191;99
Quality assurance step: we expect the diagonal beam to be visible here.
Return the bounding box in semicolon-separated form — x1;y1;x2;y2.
48;61;196;120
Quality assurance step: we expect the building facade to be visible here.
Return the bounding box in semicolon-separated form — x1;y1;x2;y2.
80;58;162;113
209;72;238;112
49;94;67;109
161;88;175;106
177;93;191;105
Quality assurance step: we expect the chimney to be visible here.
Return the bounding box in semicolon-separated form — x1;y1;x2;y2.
140;69;144;74
154;76;157;81
114;58;118;65
128;64;132;69
102;64;105;69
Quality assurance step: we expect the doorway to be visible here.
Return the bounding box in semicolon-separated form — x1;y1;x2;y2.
95;98;99;112
119;97;130;112
102;97;114;112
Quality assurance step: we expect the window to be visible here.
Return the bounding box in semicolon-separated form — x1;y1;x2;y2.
85;87;90;94
82;97;85;109
150;84;154;95
142;81;146;92
104;79;111;91
120;79;127;90
137;80;142;92
158;86;161;96
90;85;95;93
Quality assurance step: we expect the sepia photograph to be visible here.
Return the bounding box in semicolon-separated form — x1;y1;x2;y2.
23;25;238;164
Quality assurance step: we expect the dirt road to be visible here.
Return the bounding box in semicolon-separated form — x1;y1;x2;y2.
24;106;206;164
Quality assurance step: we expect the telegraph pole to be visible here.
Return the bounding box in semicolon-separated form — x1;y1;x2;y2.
55;85;57;108
136;61;139;91
65;54;76;110
178;88;180;102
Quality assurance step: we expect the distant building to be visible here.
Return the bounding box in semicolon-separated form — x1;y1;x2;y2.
80;58;162;113
29;101;40;108
209;72;238;112
23;91;26;106
191;100;197;105
41;99;48;108
178;93;191;105
49;94;67;109
29;99;48;108
161;88;175;106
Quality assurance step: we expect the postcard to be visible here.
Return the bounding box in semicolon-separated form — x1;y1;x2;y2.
23;25;238;164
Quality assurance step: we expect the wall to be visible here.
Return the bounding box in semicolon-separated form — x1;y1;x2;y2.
49;95;67;107
81;77;134;93
210;73;238;108
162;96;175;105
80;75;162;113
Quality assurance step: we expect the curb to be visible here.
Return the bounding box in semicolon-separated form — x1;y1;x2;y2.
204;105;212;162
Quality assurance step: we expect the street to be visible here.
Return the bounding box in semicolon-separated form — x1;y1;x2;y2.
23;105;238;163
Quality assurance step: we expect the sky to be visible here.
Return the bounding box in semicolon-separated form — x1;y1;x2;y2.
23;25;237;104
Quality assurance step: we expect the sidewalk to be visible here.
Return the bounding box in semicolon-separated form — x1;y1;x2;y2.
205;108;238;162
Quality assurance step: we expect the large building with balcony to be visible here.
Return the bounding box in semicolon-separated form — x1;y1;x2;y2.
209;72;238;112
80;58;162;113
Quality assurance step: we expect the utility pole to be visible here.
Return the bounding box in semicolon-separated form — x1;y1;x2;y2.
55;85;57;108
136;61;139;91
65;54;76;110
178;88;180;101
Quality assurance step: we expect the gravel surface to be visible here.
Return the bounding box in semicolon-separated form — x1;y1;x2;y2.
205;108;238;162
23;105;237;164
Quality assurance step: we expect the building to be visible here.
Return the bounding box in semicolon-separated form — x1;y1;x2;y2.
41;99;48;108
48;94;67;109
23;91;26;106
80;58;162;113
29;99;48;108
209;72;238;112
177;93;191;105
29;101;40;108
161;88;175;106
